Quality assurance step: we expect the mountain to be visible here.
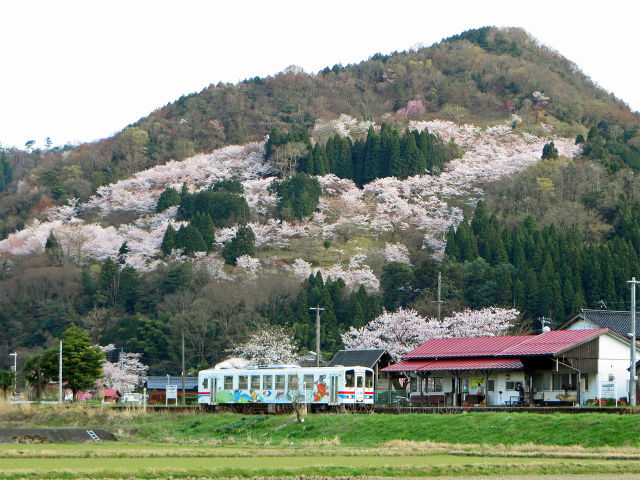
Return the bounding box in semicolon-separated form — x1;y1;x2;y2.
1;27;639;374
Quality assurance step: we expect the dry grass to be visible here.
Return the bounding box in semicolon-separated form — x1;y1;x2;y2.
384;439;640;460
0;401;159;427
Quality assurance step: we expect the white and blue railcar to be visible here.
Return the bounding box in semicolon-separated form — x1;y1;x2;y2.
198;365;374;410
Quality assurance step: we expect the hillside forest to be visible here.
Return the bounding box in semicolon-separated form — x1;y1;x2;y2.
1;27;640;376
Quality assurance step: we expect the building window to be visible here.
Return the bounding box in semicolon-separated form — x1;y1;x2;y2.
580;373;589;390
303;374;314;390
224;376;233;390
552;373;576;390
275;375;285;390
288;374;299;391
506;381;522;390
487;379;495;392
263;375;273;390
345;370;355;388
534;374;551;391
238;375;248;390
427;377;443;392
250;375;260;390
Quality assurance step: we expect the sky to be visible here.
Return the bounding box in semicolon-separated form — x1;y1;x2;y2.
1;0;639;149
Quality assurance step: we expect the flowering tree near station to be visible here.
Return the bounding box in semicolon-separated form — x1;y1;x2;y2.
227;324;298;366
341;307;519;358
100;345;149;393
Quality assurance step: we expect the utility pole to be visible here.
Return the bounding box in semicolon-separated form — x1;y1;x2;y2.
181;332;186;406
58;341;63;404
309;305;326;367
8;353;17;394
432;271;444;321
628;277;639;407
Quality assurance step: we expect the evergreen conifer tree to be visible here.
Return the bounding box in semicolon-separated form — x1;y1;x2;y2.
160;225;176;256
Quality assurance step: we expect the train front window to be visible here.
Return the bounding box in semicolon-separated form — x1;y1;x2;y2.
238;375;248;389
303;374;314;390
224;376;233;390
275;375;285;389
203;378;208;389
345;370;355;388
250;375;260;390
356;376;363;388
288;374;299;391
365;371;373;388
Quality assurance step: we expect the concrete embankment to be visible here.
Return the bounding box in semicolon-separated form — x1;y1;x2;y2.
0;428;117;443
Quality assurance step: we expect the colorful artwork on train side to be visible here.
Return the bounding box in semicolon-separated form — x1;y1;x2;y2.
215;380;330;404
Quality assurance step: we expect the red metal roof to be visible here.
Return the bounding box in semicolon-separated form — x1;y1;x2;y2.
403;335;530;359
383;358;523;372
402;328;609;360
103;389;120;397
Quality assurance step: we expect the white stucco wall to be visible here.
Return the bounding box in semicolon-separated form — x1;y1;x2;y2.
565;318;598;330
595;333;638;402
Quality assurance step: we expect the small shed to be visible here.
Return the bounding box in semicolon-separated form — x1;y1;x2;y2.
328;349;394;390
103;389;121;403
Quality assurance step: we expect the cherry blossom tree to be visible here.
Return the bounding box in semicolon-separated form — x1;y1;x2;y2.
341;307;519;358
100;345;149;393
226;324;298;366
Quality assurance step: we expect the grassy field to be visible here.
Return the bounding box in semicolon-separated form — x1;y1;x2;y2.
4;404;640;448
3;404;640;479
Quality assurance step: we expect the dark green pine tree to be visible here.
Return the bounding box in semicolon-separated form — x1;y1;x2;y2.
562;276;576;317
156;187;181;213
351;139;366;186
363;127;382;183
0;153;13;191
524;268;539;317
191;212;216;251
222;225;256;265
541;141;559;159
117;241;129;265
44;232;63;266
100;257;119;306
444;226;460;261
513;278;526;312
118;266;139;314
496;265;513;306
160;225;176;256
511;233;527;271
325;135;339;172
582;247;602;306
335;137;353;179
298;145;314;174
312;143;328;175
599;246;617;305
182;223;207;256
456;221;479;262
401;131;420;179
471;201;490;258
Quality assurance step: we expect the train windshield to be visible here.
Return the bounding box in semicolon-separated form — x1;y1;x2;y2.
345;370;355;387
365;371;373;388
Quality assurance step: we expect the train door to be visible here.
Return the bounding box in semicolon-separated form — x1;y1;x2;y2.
355;373;365;402
210;377;217;404
329;375;339;405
